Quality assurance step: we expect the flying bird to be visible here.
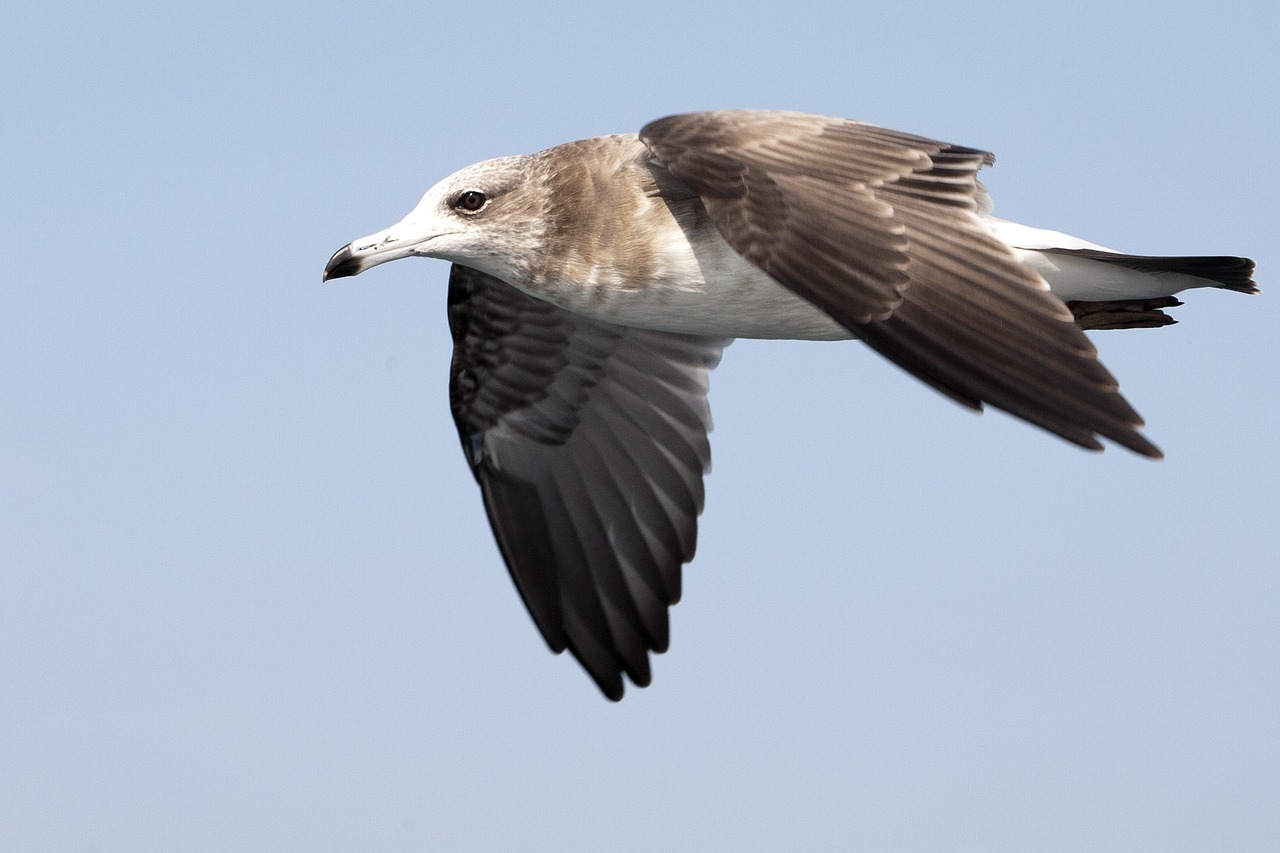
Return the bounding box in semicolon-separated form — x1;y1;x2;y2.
323;110;1257;700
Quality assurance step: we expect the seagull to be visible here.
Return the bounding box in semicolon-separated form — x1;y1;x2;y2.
324;110;1257;700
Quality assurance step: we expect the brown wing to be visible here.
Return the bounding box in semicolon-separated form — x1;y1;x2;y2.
447;264;726;700
640;110;1161;457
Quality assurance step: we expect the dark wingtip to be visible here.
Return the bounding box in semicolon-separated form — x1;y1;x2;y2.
322;244;362;281
1129;435;1164;460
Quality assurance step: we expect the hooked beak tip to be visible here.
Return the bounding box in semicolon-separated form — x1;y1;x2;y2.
322;244;363;281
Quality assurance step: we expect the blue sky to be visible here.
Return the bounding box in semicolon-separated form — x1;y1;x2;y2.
3;1;1278;850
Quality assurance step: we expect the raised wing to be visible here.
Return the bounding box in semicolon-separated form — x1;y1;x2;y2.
447;264;726;699
641;110;1161;457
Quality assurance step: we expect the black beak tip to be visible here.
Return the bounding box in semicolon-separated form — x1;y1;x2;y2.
323;244;362;281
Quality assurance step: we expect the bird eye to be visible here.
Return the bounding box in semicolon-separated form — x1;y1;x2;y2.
454;190;488;213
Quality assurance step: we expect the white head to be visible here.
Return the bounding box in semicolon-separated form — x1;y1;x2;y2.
323;154;551;284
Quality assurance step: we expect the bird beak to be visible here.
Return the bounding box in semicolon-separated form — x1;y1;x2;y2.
322;224;419;281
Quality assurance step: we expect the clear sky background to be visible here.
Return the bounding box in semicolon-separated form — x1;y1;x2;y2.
3;2;1278;850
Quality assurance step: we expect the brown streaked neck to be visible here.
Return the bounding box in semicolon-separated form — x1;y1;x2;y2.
529;136;689;296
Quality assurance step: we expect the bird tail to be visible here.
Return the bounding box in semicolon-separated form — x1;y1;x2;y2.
1040;247;1258;294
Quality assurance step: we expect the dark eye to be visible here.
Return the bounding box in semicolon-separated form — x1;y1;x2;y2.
454;190;487;213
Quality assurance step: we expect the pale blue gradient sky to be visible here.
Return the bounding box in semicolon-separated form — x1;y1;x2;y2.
2;2;1278;850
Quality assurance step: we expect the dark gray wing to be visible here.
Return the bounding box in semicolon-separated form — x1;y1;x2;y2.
641;110;1161;457
447;263;726;700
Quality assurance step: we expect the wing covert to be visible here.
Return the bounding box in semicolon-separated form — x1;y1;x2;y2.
641;110;1160;457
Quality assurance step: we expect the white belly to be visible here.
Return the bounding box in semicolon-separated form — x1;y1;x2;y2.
600;259;852;340
539;228;853;341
